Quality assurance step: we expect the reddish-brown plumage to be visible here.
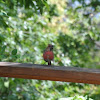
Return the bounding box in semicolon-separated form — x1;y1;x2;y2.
43;44;54;65
43;51;54;61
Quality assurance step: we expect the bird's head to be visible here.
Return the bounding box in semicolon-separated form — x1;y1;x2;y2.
48;44;54;51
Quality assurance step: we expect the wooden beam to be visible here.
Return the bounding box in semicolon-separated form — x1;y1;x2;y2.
0;62;100;84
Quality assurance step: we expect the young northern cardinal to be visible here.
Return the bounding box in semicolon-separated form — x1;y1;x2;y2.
43;44;54;65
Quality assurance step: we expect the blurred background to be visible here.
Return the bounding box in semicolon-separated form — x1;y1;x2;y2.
0;0;100;99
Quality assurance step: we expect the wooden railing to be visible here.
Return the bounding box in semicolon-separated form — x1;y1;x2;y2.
0;62;100;84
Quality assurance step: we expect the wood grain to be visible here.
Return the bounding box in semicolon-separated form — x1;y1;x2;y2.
0;62;100;84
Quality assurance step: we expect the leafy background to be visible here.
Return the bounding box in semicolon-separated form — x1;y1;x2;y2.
0;0;100;99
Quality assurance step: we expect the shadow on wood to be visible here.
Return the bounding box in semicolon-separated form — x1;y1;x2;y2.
0;62;100;85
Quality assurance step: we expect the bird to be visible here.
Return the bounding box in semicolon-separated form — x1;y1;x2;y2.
43;44;54;65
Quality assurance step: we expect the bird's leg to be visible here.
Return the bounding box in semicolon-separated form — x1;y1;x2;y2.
47;55;51;65
48;61;51;65
53;59;54;65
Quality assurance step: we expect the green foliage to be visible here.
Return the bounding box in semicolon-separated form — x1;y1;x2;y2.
0;0;100;99
59;95;93;100
0;0;50;28
57;33;94;67
12;49;17;55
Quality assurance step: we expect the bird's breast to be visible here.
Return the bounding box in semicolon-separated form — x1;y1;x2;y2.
43;51;54;62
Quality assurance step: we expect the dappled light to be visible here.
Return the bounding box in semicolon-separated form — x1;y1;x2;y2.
0;0;100;99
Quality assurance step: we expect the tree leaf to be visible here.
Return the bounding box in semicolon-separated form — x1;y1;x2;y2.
12;49;17;55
